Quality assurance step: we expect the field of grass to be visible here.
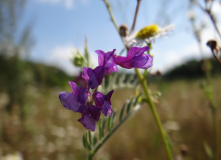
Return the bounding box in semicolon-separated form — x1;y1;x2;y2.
0;76;221;160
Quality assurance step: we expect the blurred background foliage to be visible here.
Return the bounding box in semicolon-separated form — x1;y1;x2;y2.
0;0;221;160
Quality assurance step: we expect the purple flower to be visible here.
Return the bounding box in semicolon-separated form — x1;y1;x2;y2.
59;81;88;112
95;49;118;75
82;66;105;89
115;46;153;69
94;90;114;116
78;103;101;131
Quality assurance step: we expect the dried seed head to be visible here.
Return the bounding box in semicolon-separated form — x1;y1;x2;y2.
180;144;189;156
205;0;211;3
207;39;218;52
151;70;162;76
119;24;128;37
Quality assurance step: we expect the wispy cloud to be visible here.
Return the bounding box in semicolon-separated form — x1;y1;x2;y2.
64;0;74;9
44;44;79;75
35;0;75;10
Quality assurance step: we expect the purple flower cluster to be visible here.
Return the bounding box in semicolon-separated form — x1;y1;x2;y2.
59;46;152;131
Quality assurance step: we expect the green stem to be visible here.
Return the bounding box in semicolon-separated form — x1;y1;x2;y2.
204;60;219;160
88;151;94;160
103;0;173;159
135;68;173;160
91;109;135;158
212;107;219;160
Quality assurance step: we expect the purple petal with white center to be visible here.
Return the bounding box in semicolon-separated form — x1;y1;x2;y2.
59;92;80;112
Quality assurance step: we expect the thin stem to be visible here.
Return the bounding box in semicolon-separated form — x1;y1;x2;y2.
103;0;173;159
103;0;125;44
212;106;219;160
88;152;94;160
189;3;220;158
193;0;221;39
135;68;173;160
130;0;141;34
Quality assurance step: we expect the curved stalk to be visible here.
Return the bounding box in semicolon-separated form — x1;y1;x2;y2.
135;68;173;160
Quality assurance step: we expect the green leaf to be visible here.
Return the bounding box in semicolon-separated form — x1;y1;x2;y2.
133;94;141;106
166;134;173;157
119;103;126;122
82;132;89;149
99;118;103;140
102;118;107;137
110;110;117;130
107;115;111;132
93;134;97;146
204;142;213;160
84;37;90;67
126;98;133;113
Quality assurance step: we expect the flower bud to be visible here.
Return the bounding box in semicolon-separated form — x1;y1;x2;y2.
207;39;218;52
73;52;85;67
119;24;128;37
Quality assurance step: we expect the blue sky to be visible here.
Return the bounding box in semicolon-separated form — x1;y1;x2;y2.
23;0;221;75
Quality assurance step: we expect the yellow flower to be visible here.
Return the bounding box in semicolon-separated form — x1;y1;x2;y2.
124;24;174;47
136;24;158;39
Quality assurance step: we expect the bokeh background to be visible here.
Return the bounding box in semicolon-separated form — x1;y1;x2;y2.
0;0;221;159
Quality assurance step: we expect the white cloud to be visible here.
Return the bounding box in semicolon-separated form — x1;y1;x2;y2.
64;0;74;9
35;0;75;9
36;0;61;4
44;45;79;75
151;2;221;73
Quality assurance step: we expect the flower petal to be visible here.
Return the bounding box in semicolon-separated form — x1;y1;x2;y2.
82;66;104;89
116;46;152;69
127;46;149;60
96;50;105;66
93;66;105;86
78;115;97;131
94;92;104;108
68;81;78;94
139;54;153;69
102;101;113;116
94;90;114;116
96;49;118;75
68;81;88;104
88;105;101;121
59;92;80;112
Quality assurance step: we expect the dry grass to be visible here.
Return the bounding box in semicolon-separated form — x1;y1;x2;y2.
0;76;221;160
